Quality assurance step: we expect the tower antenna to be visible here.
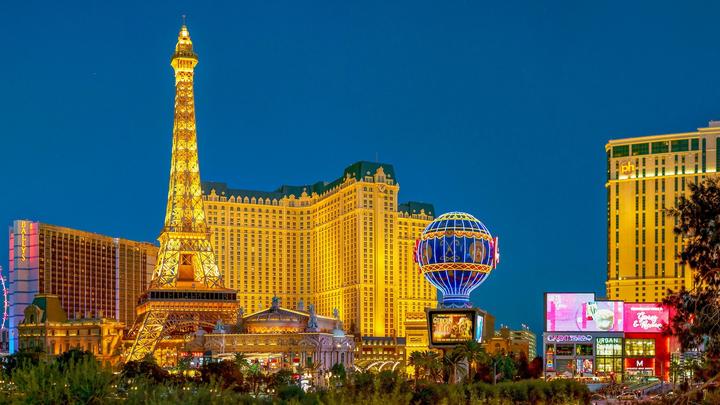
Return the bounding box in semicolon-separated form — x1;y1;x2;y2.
182;14;187;26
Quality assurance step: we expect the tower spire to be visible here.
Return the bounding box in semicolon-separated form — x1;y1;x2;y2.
124;25;237;363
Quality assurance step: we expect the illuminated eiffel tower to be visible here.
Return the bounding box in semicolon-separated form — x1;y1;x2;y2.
125;24;237;362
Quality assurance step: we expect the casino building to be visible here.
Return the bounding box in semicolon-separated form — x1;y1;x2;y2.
606;121;720;302
201;163;438;342
7;220;157;352
543;292;674;382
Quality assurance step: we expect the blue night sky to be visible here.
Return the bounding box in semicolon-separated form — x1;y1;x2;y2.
3;1;720;340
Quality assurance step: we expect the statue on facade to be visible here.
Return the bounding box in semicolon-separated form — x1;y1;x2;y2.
307;304;319;332
271;295;281;311
213;319;225;333
332;308;344;332
297;299;305;312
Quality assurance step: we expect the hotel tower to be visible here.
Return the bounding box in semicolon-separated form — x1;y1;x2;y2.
202;162;438;340
606;121;720;302
7;220;157;352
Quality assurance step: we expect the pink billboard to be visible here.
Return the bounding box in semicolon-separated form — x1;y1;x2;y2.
623;303;670;333
546;293;624;332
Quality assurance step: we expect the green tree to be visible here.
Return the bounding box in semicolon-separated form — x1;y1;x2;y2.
64;357;116;405
56;348;95;372
200;360;243;389
268;368;294;390
3;347;43;377
423;351;443;382
442;349;466;383
233;353;249;372
455;340;487;382
408;350;425;386
121;358;169;383
665;177;720;379
329;362;347;387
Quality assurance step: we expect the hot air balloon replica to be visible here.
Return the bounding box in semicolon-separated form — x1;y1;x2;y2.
415;212;500;348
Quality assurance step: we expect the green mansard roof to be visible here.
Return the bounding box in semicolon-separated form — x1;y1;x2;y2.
202;161;434;215
398;201;434;216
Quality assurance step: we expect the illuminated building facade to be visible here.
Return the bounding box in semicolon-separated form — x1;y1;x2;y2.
486;326;536;359
606;121;720;301
185;299;354;374
7;220;157;353
18;294;125;365
202;163;437;340
510;327;537;359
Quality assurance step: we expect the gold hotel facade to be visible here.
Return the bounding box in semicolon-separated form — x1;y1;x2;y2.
605;121;720;302
201;161;438;339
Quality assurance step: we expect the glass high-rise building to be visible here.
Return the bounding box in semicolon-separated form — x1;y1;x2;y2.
7;220;157;352
202;161;438;339
605;121;720;302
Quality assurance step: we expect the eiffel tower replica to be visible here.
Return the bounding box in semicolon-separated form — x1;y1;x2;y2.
124;24;238;362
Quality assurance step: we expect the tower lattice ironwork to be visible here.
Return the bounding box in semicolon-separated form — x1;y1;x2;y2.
124;24;237;362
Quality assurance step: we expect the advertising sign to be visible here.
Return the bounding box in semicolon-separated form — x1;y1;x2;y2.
428;309;477;346
625;358;655;370
624;303;669;333
546;334;593;343
546;293;624;332
546;356;555;371
577;358;594;374
474;314;484;342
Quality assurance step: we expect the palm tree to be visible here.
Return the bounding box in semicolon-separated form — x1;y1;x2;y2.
422;351;443;383
408;351;425;386
233;353;249;373
443;349;467;384
457;340;487;382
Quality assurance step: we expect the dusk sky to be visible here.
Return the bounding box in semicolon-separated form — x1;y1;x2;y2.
3;0;720;339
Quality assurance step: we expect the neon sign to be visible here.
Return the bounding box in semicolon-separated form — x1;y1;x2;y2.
624;303;669;333
20;222;27;262
546;334;593;343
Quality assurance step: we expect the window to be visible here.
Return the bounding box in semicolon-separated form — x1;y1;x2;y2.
596;337;622;356
556;345;574;356
631;143;649;156
612;145;630;158
576;344;593;356
691;138;699;151
651;141;669;154
625;339;655;357
671;139;689;152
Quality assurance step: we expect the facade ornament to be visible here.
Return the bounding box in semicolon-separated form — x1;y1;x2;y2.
213;319;225;333
271;295;281;311
297;299;305;312
307;304;319;332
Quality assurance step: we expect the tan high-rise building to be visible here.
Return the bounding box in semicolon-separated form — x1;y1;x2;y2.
8;220;157;352
605;121;720;302
202;161;438;339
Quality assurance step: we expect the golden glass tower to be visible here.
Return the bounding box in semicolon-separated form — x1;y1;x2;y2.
202;163;438;339
125;25;237;362
605;121;720;302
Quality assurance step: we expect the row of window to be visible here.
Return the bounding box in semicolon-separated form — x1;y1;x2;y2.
612;138;700;158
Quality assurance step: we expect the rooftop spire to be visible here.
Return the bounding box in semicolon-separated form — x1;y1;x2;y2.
173;21;196;62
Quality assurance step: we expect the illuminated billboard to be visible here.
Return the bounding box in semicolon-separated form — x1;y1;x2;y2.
427;309;479;346
545;293;624;332
474;314;484;343
623;303;670;333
